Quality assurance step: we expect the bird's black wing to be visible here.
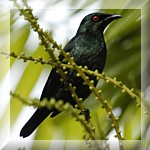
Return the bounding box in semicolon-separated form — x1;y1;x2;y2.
20;69;62;138
20;36;77;138
40;35;79;100
40;69;61;100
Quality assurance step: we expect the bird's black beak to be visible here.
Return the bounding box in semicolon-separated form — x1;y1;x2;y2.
101;14;122;32
103;14;122;25
105;14;122;22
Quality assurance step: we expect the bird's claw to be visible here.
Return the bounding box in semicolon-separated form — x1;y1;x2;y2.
80;108;91;121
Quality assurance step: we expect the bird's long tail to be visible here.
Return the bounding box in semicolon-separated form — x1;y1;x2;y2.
20;108;51;138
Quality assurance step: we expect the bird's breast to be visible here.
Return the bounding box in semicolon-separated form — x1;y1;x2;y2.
68;33;107;72
73;45;106;72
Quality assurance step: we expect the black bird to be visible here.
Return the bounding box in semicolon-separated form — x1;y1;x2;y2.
20;12;121;138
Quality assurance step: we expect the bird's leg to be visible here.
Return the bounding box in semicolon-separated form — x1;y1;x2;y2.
80;108;91;121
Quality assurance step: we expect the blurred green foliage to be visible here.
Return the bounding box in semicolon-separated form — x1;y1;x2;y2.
0;0;150;150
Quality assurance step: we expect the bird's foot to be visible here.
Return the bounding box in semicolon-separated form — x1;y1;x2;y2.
80;108;91;121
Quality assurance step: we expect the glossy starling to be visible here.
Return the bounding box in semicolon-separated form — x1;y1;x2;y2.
20;12;121;138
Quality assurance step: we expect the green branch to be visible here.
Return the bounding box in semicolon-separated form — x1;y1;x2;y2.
12;1;101;143
10;91;101;147
1;49;142;140
1;50;140;106
1;47;141;140
13;0;85;112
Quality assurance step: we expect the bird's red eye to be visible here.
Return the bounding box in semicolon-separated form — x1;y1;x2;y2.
92;15;100;22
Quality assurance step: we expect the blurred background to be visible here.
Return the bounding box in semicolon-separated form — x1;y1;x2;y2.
0;0;149;149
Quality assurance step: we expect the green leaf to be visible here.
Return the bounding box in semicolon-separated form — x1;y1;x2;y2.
9;46;49;127
10;24;30;65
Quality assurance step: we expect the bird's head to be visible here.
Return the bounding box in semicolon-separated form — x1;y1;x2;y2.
77;12;122;35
